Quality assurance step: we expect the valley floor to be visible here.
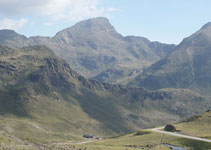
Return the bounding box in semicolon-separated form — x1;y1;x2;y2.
1;112;211;150
1;127;211;150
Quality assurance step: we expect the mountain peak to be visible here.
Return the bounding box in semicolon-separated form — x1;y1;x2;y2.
87;17;110;22
0;29;26;41
180;22;211;45
76;17;110;26
0;29;19;37
54;17;122;44
0;29;16;33
55;17;116;36
201;22;211;30
68;17;116;33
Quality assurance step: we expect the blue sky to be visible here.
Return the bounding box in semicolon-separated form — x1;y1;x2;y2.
0;0;210;44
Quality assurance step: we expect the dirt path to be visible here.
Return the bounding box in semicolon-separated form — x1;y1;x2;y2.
149;127;211;143
50;139;95;147
75;139;95;145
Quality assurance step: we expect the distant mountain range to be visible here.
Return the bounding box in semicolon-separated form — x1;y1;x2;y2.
0;17;175;82
0;17;211;144
0;45;207;140
130;22;211;97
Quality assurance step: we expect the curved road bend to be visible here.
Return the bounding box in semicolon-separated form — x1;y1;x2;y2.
149;127;211;143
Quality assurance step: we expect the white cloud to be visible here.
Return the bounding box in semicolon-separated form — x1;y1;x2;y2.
0;18;28;30
107;8;118;12
0;0;50;16
0;0;117;24
43;0;106;23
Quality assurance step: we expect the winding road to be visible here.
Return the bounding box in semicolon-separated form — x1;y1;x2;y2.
50;127;211;147
149;127;211;143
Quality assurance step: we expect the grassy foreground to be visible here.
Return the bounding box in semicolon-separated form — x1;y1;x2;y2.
1;127;211;150
1;111;211;150
174;111;211;139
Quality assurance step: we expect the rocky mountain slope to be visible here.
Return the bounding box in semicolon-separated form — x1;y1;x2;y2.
0;45;208;144
130;22;211;97
0;17;175;82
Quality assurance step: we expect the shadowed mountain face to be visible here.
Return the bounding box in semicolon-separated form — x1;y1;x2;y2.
0;45;208;140
0;17;175;81
130;22;211;96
